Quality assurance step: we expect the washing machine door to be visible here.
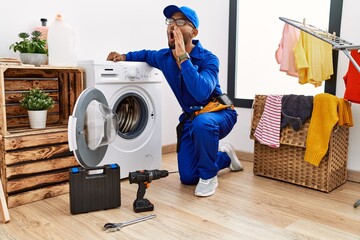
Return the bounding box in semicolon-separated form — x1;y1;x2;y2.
68;87;119;167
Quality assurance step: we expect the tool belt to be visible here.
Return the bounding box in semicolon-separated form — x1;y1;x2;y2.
176;93;234;152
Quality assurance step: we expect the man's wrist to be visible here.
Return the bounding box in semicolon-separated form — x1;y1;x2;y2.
178;52;190;63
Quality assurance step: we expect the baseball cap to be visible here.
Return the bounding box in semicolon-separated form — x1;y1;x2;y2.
163;5;199;29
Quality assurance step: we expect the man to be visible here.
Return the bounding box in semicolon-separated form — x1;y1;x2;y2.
107;5;243;197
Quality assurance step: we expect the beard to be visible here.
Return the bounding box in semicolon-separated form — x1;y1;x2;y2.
168;42;175;49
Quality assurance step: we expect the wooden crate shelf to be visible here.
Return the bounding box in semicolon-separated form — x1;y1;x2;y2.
0;65;84;208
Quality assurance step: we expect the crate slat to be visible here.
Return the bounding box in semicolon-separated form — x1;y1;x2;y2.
7;183;69;208
7;171;70;193
4;130;69;150
5;143;72;165
6;156;78;178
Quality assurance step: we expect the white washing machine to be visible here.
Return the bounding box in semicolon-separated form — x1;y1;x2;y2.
68;60;163;178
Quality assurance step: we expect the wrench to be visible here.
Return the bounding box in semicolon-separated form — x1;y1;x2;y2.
103;214;156;232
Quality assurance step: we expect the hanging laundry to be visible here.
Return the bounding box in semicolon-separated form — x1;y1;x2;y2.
304;93;353;167
275;23;300;77
338;98;353;127
254;95;283;148
343;50;360;104
281;94;313;131
294;31;333;87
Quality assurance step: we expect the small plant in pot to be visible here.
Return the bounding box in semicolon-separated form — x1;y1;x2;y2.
9;31;48;66
20;88;54;129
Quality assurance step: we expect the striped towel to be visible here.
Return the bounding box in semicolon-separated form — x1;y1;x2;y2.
254;95;283;148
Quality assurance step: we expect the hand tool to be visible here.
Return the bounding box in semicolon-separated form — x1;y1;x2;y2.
103;214;156;232
129;169;178;212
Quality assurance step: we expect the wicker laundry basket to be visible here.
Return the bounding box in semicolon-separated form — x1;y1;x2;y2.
250;95;349;192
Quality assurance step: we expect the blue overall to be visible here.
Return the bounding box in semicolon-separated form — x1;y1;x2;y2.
125;40;237;184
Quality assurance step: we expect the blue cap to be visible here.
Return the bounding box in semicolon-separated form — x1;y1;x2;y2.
163;5;199;29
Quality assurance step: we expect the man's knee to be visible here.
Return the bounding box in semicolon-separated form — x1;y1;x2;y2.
179;172;198;185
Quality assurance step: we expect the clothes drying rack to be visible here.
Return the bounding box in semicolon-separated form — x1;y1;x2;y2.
280;17;360;208
279;17;360;73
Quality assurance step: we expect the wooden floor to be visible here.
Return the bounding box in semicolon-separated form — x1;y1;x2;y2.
1;152;360;240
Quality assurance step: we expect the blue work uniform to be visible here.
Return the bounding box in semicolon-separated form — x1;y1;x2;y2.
125;40;237;185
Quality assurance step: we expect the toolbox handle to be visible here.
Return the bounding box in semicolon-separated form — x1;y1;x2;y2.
71;164;119;179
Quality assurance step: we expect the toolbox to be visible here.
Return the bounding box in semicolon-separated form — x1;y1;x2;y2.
69;164;121;214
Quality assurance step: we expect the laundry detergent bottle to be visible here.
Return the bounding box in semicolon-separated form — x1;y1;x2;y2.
34;18;48;41
47;14;77;66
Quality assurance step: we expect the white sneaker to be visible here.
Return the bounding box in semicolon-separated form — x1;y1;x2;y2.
220;141;243;171
194;176;218;197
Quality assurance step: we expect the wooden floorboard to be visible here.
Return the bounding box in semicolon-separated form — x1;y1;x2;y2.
1;152;360;240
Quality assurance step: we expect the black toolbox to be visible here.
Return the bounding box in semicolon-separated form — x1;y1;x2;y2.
69;164;121;214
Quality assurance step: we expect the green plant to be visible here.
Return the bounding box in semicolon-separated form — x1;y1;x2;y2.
20;88;54;111
9;31;48;54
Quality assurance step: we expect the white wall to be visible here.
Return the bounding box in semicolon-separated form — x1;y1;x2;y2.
1;0;229;146
1;0;359;171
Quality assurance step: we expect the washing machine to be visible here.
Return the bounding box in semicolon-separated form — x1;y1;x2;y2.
68;60;163;178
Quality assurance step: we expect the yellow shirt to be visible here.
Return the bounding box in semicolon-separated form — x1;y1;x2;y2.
294;31;333;87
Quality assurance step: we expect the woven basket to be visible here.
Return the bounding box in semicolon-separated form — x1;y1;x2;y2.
251;95;349;192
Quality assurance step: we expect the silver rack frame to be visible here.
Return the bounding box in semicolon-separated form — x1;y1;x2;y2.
280;17;360;73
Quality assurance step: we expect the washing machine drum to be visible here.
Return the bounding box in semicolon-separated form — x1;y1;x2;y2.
68;87;119;167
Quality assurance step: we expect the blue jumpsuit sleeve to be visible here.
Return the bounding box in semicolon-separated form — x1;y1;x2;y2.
125;50;162;69
180;55;220;102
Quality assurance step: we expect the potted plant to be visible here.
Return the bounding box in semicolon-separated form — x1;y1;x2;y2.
9;31;48;66
20;88;54;129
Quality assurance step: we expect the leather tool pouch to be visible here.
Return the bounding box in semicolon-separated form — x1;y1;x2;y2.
217;93;234;106
195;93;234;116
176;93;234;153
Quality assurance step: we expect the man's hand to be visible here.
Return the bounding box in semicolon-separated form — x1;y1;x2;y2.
107;52;125;62
173;26;186;58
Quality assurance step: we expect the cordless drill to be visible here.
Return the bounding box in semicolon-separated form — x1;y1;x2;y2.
129;169;171;213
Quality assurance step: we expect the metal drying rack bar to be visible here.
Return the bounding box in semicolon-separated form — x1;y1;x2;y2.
280;17;360;73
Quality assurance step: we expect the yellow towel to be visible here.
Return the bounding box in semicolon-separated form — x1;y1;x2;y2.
338;99;353;127
304;93;339;166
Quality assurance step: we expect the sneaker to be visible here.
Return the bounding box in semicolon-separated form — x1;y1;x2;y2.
194;176;218;197
220;141;243;171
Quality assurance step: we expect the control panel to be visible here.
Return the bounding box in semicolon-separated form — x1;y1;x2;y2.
78;61;163;87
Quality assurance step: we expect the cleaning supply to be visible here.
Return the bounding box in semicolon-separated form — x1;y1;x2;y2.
34;18;48;41
47;14;77;66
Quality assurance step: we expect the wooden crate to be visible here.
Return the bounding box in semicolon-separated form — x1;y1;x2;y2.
0;65;83;208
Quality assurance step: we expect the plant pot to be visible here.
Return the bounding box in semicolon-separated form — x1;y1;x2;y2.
20;53;48;66
28;110;48;129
